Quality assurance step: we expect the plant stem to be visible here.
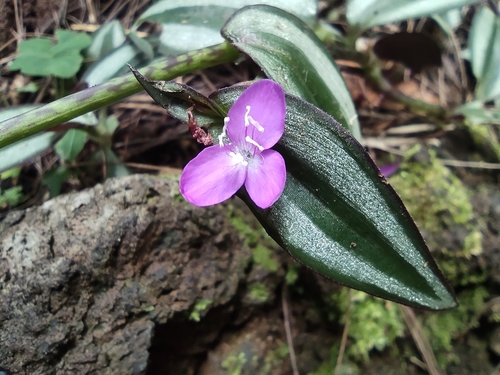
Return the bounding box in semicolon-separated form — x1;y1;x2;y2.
315;23;448;119
0;41;240;149
362;53;447;118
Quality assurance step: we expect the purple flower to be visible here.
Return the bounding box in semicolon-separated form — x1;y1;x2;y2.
379;162;400;178
180;79;286;209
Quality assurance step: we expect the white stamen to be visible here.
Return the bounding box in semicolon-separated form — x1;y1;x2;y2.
228;151;248;166
245;135;264;151
244;106;264;132
219;117;230;146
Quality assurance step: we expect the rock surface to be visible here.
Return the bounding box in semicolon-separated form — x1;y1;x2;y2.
0;174;257;374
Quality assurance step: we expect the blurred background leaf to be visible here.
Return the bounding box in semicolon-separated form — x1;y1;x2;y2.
101;147;130;178
0;132;60;174
455;101;500;125
82;43;140;86
85;20;127;60
0;106;98;173
128;31;154;60
347;0;480;30
133;0;317;55
54;129;87;162
9;30;91;78
0;106;60;173
469;6;500;101
42;166;71;198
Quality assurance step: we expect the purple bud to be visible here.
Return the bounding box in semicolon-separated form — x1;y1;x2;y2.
379;162;400;178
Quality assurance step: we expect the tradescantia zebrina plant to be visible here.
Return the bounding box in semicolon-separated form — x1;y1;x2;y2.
0;4;457;310
131;65;456;311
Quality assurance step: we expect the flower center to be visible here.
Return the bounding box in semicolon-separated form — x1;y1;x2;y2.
218;104;266;166
228;150;249;166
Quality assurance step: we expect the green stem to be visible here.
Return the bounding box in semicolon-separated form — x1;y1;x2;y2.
0;41;239;149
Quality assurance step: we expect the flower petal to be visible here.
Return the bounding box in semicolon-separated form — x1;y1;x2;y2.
227;79;285;150
245;149;286;209
379;162;400;177
180;145;247;206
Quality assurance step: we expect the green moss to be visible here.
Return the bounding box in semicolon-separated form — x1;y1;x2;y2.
491;310;500;323
221;352;247;375
389;147;485;285
140;303;155;312
157;174;188;204
172;190;187;204
434;228;485;286
387;148;490;368
226;204;261;244
0;186;24;207
248;282;270;304
252;244;279;271
189;298;213;322
226;204;281;273
307;345;360;375
311;363;359;375
273;342;289;358
285;263;300;285
423;286;490;367
390;148;474;238
263;343;289;375
330;289;405;362
462;230;483;257
439;257;487;286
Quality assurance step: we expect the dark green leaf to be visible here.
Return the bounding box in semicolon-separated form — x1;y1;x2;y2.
130;67;224;126
134;0;316;55
347;0;480;30
211;85;456;310
221;5;361;140
134;70;457;308
470;6;500;101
